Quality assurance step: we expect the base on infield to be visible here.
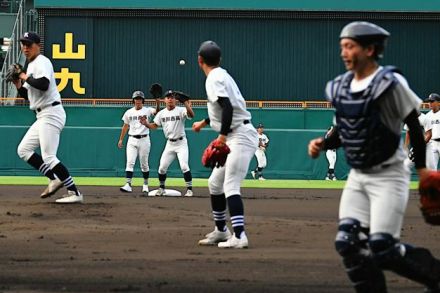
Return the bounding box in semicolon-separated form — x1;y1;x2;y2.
148;188;182;197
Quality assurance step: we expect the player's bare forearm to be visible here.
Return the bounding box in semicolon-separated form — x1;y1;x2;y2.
184;101;195;118
216;134;227;145
192;119;207;132
154;98;161;114
118;124;129;148
425;129;432;143
308;137;324;158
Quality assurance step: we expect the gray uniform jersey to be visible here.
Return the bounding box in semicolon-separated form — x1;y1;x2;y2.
347;66;421;169
338;67;422;238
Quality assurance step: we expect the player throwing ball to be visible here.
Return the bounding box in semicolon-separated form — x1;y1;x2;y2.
10;32;82;203
140;90;195;197
118;90;160;194
193;41;258;248
308;22;440;292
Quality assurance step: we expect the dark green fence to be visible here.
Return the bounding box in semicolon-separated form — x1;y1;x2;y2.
0;106;349;179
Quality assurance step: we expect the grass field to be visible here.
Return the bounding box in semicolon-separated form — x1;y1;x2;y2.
0;176;420;189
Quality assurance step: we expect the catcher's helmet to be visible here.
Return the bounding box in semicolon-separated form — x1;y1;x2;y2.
428;93;440;102
132;90;145;101
340;21;390;59
198;40;221;65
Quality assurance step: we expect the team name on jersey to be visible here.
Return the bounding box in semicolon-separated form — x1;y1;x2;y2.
128;115;147;122
259;138;267;144
161;116;181;123
431;119;440;125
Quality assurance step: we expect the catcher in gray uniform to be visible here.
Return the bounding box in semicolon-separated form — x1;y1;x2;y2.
308;22;440;292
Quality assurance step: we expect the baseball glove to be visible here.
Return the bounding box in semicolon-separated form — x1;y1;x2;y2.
419;170;440;225
202;139;231;169
149;83;163;99
173;91;190;103
5;63;24;82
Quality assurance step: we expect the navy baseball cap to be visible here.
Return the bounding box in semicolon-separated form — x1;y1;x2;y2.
20;32;40;45
257;123;264;128
198;41;221;60
164;90;175;98
132;90;145;99
427;93;440;102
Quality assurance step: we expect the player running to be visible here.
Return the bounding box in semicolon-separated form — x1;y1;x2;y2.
10;32;82;203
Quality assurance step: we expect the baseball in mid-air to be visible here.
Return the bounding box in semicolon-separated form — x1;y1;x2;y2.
179;59;186;65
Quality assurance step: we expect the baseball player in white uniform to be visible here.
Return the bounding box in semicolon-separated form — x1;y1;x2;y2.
193;41;258;249
325;126;337;180
11;32;82;203
118;91;160;194
426;93;440;170
251;123;269;180
404;110;433;169
308;22;440;292
140;90;195;197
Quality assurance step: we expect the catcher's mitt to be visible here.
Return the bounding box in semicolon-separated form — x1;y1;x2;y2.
419;170;440;225
173;91;190;103
202;139;230;169
149;83;163;99
5;63;24;82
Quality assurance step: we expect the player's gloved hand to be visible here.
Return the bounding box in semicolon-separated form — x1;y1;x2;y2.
149;83;163;99
418;169;440;225
173;91;190;104
202;139;231;169
5;63;25;82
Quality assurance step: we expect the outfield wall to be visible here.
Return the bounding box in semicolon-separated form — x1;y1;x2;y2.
0;106;352;179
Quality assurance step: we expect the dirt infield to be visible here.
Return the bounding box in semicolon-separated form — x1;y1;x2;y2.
0;186;439;293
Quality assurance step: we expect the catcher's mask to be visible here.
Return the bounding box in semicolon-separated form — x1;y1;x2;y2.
340;21;390;59
132;90;145;102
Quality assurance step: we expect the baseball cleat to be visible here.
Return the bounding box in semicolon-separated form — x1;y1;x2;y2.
198;227;232;246
55;190;83;204
120;183;132;193
184;189;193;197
258;176;266;181
155;188;166;196
251;171;256;179
40;178;64;198
142;184;149;193
218;232;248;249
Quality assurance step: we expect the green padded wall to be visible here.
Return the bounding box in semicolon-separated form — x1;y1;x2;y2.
0;106;346;179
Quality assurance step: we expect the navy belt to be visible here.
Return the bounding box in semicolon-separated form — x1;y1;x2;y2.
130;134;148;139
168;136;184;142
35;101;61;113
243;120;250;124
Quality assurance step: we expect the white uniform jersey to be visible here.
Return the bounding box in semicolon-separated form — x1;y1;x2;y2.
403;112;432;133
122;107;155;136
428;110;440;140
154;107;190;140
205;67;252;133
23;54;61;110
258;133;269;148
